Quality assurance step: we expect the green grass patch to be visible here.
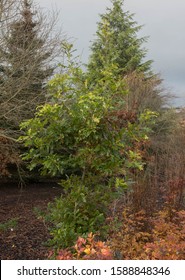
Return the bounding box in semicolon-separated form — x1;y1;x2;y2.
0;218;18;232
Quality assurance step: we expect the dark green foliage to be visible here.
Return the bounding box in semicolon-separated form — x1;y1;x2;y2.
20;43;156;179
20;43;157;250
87;0;167;140
87;0;153;85
19;3;160;252
44;176;115;248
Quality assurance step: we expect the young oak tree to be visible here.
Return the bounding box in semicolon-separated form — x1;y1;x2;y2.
19;1;159;182
19;42;157;247
20;42;157;179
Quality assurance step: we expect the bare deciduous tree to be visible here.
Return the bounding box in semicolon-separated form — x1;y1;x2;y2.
0;0;64;176
0;0;17;22
123;72;166;113
0;0;63;132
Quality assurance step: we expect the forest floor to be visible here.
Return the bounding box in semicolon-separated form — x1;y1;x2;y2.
0;181;62;260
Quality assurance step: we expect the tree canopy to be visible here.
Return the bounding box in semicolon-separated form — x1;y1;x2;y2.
87;0;153;84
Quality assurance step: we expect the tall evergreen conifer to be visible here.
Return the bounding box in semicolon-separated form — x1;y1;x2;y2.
87;0;152;83
87;0;166;113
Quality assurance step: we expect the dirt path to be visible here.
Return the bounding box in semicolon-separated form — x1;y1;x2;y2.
0;182;62;259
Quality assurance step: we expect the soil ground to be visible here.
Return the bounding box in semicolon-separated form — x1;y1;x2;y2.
0;181;62;260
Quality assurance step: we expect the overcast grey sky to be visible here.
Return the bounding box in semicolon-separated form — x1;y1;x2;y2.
37;0;185;106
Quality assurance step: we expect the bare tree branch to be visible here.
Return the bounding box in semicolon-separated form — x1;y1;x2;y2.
0;0;65;176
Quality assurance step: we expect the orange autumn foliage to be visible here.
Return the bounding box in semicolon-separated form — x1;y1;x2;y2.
110;208;185;260
49;233;113;260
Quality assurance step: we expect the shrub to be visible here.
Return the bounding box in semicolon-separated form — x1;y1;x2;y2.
110;207;185;260
44;176;116;249
49;232;113;260
110;208;151;259
19;43;157;180
144;209;185;260
20;43;157;253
